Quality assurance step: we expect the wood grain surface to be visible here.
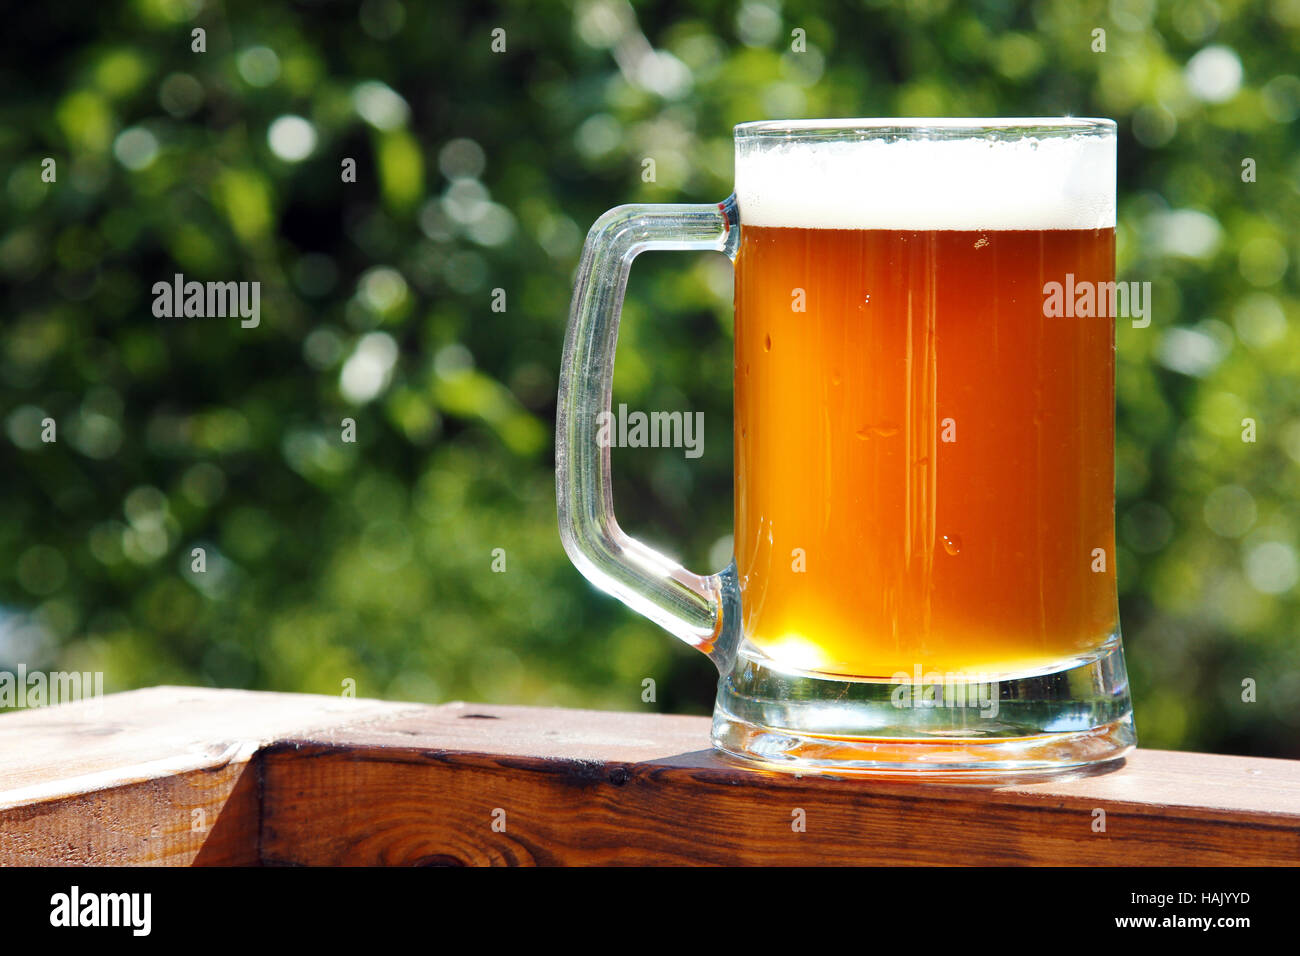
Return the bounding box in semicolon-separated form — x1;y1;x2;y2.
1;688;1297;865
0;687;420;865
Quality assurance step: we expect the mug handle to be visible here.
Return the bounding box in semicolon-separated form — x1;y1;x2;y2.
556;196;742;669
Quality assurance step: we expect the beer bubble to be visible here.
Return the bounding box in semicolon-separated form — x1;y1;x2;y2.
942;534;962;556
855;423;899;439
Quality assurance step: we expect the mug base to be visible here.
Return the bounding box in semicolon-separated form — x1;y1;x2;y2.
711;636;1135;775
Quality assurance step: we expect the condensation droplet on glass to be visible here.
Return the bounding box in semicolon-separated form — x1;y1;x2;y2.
764;333;772;352
942;534;962;556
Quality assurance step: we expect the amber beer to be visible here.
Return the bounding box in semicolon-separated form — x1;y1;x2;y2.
558;119;1133;769
733;153;1117;679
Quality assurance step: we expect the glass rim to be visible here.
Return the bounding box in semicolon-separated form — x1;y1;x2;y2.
735;117;1116;140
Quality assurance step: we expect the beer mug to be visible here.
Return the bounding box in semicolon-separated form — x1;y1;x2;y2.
557;119;1135;773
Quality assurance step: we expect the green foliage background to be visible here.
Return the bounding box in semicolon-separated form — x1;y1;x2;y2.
1;0;1297;756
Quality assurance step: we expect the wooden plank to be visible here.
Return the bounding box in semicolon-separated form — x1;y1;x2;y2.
259;701;1300;866
0;687;421;865
1;690;1298;865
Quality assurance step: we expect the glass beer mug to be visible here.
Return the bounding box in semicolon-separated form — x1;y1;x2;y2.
557;119;1136;773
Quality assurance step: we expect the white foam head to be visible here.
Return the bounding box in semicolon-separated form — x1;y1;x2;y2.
734;119;1115;231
